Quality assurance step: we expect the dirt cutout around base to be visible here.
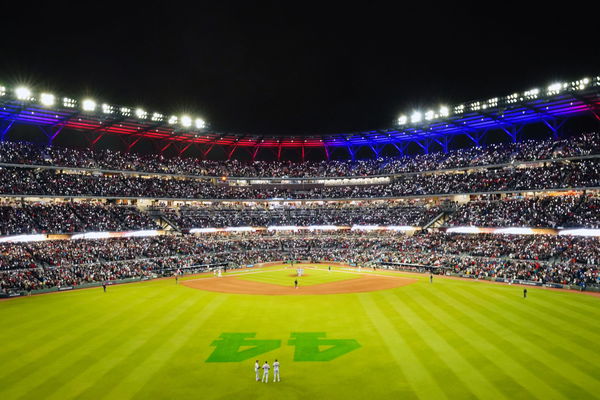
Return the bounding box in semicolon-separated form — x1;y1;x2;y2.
182;273;417;295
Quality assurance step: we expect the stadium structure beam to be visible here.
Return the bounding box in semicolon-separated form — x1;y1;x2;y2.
0;120;15;141
38;125;65;146
323;144;330;160
227;145;239;160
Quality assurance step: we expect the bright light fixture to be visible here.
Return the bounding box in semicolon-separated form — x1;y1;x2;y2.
15;86;32;100
82;99;96;111
181;115;192;127
397;115;408;125
63;97;76;108
439;106;449;117
40;93;55;106
135;108;147;119
195;118;205;129
425;110;435;121
410;111;422;123
168;115;178;124
151;112;163;122
102;103;114;114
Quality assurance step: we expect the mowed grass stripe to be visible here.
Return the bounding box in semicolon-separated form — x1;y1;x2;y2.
382;290;515;400
0;287;154;391
467;285;600;357
101;295;227;400
481;286;600;340
55;292;215;400
447;285;600;384
423;287;579;399
373;291;487;400
359;293;447;400
407;289;554;400
0;294;125;364
10;288;195;399
433;285;599;398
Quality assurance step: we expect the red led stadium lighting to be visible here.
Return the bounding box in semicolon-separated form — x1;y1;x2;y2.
0;77;599;160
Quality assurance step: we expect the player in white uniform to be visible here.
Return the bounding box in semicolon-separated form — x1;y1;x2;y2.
254;360;260;381
261;361;270;383
273;359;280;382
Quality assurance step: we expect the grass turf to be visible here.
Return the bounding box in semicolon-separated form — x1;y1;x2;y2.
234;265;360;287
0;266;598;399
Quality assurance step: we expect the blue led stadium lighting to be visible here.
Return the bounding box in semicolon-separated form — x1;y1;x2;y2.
0;76;598;158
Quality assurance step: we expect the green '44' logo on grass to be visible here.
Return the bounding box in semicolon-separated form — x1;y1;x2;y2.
206;332;360;362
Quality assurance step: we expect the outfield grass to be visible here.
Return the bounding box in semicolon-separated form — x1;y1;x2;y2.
0;267;598;399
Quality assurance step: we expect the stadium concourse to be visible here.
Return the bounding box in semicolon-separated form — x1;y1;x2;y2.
0;131;599;296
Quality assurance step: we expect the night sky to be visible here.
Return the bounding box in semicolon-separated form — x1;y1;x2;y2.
2;2;599;137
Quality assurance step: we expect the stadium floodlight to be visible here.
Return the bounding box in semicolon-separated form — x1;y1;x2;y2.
547;82;564;95
0;85;5;96
151;112;163;122
410;111;422;124
439;106;449;117
424;110;435;121
454;104;465;114
15;86;32;100
40;93;55;106
195;118;206;129
63;97;76;108
524;88;539;99
82;99;96;112
135;108;147;119
181;115;192;128
168;115;178;124
397;115;408;125
102;103;114;114
120;107;131;116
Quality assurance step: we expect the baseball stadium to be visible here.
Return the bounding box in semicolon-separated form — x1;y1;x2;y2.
0;74;599;399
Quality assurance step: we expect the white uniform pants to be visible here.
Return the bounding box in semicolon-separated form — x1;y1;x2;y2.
255;369;259;381
273;369;280;382
262;371;269;383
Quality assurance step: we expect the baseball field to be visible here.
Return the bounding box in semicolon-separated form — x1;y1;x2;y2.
0;264;599;399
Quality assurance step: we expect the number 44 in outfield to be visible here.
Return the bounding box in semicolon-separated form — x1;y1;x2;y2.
206;332;361;362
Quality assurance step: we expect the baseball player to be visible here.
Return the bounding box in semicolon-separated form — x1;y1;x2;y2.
254;360;260;381
261;361;270;383
273;359;280;382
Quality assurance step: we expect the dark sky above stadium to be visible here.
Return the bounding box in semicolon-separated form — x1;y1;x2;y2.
2;2;599;136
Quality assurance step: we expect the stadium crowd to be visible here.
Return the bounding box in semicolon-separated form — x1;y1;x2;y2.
0;132;599;178
1;158;600;200
1;232;598;293
0;202;159;236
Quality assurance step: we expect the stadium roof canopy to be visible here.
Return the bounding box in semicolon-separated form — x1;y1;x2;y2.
0;76;599;161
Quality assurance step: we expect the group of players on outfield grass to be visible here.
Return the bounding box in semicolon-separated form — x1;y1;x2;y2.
255;360;280;383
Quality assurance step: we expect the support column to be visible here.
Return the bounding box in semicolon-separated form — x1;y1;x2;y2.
0;120;15;141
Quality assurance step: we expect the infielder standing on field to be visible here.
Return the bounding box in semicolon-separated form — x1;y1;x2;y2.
261;361;270;383
254;360;260;381
273;359;280;382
